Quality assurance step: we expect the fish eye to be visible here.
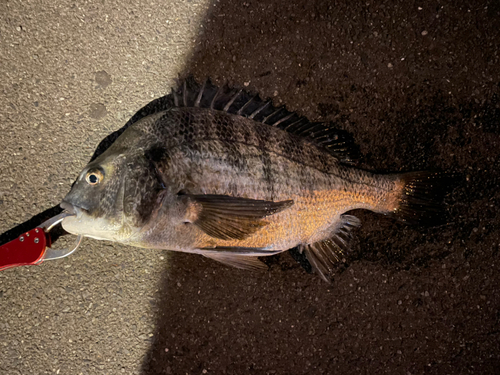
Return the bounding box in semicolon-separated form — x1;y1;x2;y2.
85;169;104;185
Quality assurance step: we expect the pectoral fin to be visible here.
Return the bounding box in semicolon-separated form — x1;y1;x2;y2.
300;214;361;282
187;194;293;240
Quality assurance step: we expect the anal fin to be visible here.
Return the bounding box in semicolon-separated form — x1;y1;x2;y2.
300;214;361;282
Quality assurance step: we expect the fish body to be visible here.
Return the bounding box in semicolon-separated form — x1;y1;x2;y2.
61;79;447;280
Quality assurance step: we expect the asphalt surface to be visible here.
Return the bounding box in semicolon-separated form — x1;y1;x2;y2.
1;0;500;374
0;1;211;374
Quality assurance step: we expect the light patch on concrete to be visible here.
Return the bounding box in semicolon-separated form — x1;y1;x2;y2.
0;0;211;373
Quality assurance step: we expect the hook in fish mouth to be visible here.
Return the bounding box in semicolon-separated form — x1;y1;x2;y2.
38;211;77;233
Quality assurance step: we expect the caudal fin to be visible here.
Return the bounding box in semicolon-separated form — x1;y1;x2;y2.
394;171;457;225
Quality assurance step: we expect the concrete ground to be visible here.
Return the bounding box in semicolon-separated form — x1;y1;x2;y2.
0;0;211;373
1;0;500;374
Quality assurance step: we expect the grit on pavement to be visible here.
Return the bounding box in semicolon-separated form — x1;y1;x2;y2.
0;1;211;373
1;0;500;374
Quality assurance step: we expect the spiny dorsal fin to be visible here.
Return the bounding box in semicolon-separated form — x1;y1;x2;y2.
300;214;361;283
109;76;360;163
173;76;359;163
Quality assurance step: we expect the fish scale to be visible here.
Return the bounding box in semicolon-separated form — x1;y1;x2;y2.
60;77;453;281
104;107;394;250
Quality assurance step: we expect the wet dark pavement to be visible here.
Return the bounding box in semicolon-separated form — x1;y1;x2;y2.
143;0;500;374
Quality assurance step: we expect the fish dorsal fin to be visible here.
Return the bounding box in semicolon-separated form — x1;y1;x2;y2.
185;194;294;241
300;214;361;282
90;77;359;163
173;76;359;163
100;76;359;163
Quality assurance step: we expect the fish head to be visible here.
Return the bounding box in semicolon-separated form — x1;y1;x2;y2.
60;124;177;244
60;150;133;241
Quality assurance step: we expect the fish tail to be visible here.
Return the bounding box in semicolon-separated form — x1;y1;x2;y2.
389;171;457;225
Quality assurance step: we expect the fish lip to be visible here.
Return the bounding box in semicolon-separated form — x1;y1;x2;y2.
60;201;76;215
60;201;87;216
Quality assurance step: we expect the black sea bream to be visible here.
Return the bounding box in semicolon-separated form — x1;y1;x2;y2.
60;78;451;281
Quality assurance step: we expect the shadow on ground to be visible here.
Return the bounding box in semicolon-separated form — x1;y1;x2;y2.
139;0;500;374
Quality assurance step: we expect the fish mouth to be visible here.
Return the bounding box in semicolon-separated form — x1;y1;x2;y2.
60;201;75;214
60;201;88;216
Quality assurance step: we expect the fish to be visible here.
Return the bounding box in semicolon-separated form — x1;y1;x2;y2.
60;77;451;281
